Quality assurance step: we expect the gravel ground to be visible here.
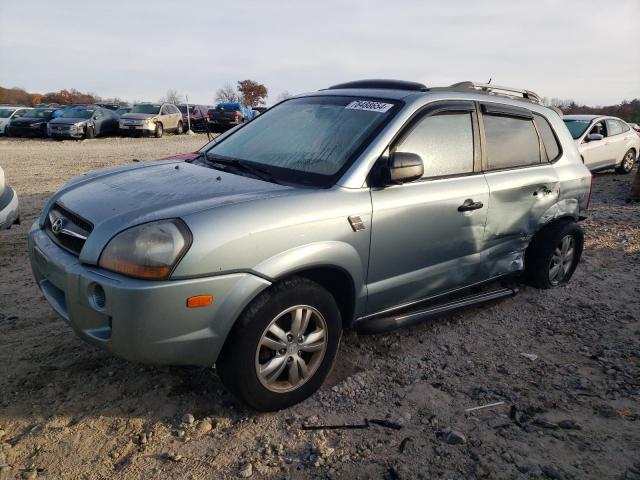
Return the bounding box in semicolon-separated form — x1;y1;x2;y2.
0;136;639;480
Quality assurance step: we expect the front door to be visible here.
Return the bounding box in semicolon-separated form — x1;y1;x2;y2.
366;102;489;314
581;120;614;169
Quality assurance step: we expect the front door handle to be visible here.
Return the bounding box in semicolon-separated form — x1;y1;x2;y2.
458;199;484;212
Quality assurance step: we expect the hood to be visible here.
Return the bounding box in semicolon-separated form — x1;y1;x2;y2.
120;112;156;120
11;117;48;125
45;161;294;262
49;117;89;126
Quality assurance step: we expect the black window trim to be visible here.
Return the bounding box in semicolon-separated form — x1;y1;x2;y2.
532;113;563;163
478;101;559;173
373;100;481;184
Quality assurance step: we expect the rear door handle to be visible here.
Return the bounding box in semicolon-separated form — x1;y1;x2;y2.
458;199;484;212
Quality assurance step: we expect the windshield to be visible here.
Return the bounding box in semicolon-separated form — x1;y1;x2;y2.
61;109;94;119
178;105;194;113
115;108;130;115
23;109;53;119
205;96;399;185
563;119;592;139
130;104;161;114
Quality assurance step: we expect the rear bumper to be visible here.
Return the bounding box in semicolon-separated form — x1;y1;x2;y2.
28;224;271;366
0;185;19;229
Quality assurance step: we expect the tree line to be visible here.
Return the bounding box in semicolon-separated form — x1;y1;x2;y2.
543;97;640;123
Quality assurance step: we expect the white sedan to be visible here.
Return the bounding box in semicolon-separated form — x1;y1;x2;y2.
563;115;640;174
0;106;32;135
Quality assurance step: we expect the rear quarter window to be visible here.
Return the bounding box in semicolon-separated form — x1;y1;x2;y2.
533;114;561;162
605;119;624;136
483;114;540;169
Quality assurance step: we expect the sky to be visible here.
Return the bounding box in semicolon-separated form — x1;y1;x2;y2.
0;0;638;106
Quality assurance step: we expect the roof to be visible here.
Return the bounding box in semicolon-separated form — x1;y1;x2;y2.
562;115;601;121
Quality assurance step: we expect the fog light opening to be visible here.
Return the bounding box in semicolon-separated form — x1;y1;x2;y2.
89;283;106;310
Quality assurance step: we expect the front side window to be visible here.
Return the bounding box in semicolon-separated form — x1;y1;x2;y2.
484;114;540;169
589;121;606;137
394;112;474;178
0;108;15;118
204;96;399;185
606;119;624;136
533;114;561;161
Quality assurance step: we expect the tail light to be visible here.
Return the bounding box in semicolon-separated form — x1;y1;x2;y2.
586;174;593;210
233;111;239;121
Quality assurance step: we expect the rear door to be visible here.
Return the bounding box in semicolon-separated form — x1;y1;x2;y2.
479;103;561;278
605;119;630;163
367;101;490;314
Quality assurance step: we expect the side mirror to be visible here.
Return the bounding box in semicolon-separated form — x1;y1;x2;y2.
586;133;604;142
383;152;424;185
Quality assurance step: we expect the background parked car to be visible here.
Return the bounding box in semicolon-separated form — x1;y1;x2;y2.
118;103;183;137
0;106;31;135
0;165;19;230
95;103;120;111
629;122;640;134
208;102;253;130
49;106;119;139
115;106;131;116
178;104;210;131
563;115;640;173
7;108;57;137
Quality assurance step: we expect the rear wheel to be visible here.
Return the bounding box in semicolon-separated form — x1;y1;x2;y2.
217;277;342;411
154;122;163;138
616;149;635;174
525;221;584;289
176;121;183;135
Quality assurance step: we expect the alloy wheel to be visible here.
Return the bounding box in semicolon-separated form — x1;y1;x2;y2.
255;305;328;393
622;151;635;172
548;235;576;286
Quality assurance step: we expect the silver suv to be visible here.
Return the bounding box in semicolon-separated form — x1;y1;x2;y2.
28;80;592;410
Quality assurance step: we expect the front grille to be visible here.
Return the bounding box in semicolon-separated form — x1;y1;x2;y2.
45;203;93;256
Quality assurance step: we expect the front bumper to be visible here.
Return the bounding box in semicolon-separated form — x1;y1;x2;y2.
8;125;47;137
119;123;156;134
49;126;85;139
0;185;19;229
28;224;271;366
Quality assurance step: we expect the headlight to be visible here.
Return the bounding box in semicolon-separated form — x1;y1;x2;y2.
99;219;192;280
73;122;86;128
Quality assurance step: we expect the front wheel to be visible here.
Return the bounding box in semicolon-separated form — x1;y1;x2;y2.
154;122;163;138
176;121;183;135
84;125;95;139
616;149;635;174
524;221;584;289
217;277;342;411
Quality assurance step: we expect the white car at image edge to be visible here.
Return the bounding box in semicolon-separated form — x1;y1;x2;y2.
0;106;32;135
563;115;640;173
0;166;20;229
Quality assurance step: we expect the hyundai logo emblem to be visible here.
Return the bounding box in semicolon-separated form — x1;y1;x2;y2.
51;217;64;235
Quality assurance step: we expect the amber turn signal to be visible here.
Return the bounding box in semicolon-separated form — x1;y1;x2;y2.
186;295;213;308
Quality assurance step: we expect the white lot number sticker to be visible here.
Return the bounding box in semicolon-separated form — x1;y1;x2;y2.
345;100;394;113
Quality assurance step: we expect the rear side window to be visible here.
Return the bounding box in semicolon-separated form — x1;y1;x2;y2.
394;112;474;178
484;115;540;169
533;114;561;162
606;119;624;136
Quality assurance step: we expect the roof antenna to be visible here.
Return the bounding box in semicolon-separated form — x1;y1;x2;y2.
487;78;492;84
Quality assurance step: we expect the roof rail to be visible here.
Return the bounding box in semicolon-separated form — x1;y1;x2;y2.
327;79;428;92
449;81;542;105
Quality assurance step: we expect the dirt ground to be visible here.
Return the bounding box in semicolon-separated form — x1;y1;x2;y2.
0;136;639;480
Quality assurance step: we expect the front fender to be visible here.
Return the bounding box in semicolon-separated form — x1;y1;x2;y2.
252;241;368;315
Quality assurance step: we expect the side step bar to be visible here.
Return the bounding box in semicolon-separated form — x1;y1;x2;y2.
355;286;518;335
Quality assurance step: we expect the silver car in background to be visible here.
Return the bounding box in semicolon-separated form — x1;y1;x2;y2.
28;80;592;410
563;114;639;173
0;166;19;229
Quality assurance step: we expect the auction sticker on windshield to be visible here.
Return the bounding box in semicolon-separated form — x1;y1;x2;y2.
345;100;394;113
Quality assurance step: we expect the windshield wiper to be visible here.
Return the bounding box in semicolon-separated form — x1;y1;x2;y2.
203;154;280;184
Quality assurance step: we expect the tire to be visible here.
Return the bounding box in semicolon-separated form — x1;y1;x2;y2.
217;277;342;411
176;121;183;135
616;149;635;174
524;220;584;289
154;122;163;138
85;125;95;139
